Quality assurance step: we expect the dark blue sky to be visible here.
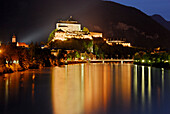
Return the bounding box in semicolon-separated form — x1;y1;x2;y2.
110;0;170;20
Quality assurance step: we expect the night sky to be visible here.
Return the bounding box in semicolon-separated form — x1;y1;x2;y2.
110;0;170;20
0;0;169;43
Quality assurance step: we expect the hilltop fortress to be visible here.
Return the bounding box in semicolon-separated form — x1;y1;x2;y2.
47;16;131;48
51;16;102;41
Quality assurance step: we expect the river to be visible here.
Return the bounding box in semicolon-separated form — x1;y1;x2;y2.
0;63;170;114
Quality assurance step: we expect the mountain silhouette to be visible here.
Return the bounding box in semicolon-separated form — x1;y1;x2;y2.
70;1;170;49
151;14;170;31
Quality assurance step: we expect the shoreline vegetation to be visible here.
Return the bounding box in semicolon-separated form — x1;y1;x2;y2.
1;58;169;75
0;38;169;75
134;51;170;69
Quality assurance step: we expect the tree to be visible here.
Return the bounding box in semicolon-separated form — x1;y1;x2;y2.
40;41;45;46
87;41;93;52
48;29;58;42
0;55;5;65
83;27;89;34
94;45;99;57
75;51;80;59
29;42;35;61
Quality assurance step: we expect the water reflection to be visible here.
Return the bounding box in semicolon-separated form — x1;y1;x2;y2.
52;65;83;114
0;69;53;114
5;76;9;109
134;65;138;104
52;64;132;114
0;64;170;114
113;64;132;111
148;67;151;106
141;66;145;109
52;64;106;114
162;68;164;100
51;64;170;114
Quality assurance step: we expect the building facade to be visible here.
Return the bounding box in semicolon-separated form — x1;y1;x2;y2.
53;16;102;41
106;40;131;47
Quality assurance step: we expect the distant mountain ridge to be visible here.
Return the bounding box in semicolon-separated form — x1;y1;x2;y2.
69;1;170;49
151;14;170;31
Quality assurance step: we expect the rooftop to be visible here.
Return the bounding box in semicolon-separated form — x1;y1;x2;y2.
57;16;79;24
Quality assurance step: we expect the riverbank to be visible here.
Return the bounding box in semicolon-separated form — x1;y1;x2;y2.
0;64;24;75
134;62;170;69
2;60;168;75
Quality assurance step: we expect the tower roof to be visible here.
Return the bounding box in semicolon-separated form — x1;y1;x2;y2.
58;16;79;24
12;34;16;38
67;16;77;22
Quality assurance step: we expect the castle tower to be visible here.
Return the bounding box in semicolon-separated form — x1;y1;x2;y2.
12;34;16;43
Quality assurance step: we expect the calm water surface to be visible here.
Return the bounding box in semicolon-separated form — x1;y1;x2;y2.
0;63;170;114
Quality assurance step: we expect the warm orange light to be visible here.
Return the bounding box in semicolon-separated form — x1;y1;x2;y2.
0;49;2;53
32;74;35;80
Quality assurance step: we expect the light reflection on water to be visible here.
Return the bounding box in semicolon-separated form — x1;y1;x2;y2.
0;64;170;114
52;64;113;114
148;66;151;107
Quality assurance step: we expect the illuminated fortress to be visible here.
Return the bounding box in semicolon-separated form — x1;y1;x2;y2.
49;16;131;47
52;16;102;41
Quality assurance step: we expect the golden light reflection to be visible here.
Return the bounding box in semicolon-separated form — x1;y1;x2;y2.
51;64;113;114
32;73;35;104
148;67;151;106
162;68;164;98
32;83;35;104
141;66;145;108
32;74;35;80
121;64;131;108
112;64;132;110
81;64;84;112
5;76;9;108
103;64;107;112
134;65;138;103
52;65;82;114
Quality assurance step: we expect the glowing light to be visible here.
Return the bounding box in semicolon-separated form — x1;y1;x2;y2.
165;60;169;63
162;68;164;99
142;60;145;63
32;74;35;80
81;56;84;60
0;49;2;53
13;60;17;63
